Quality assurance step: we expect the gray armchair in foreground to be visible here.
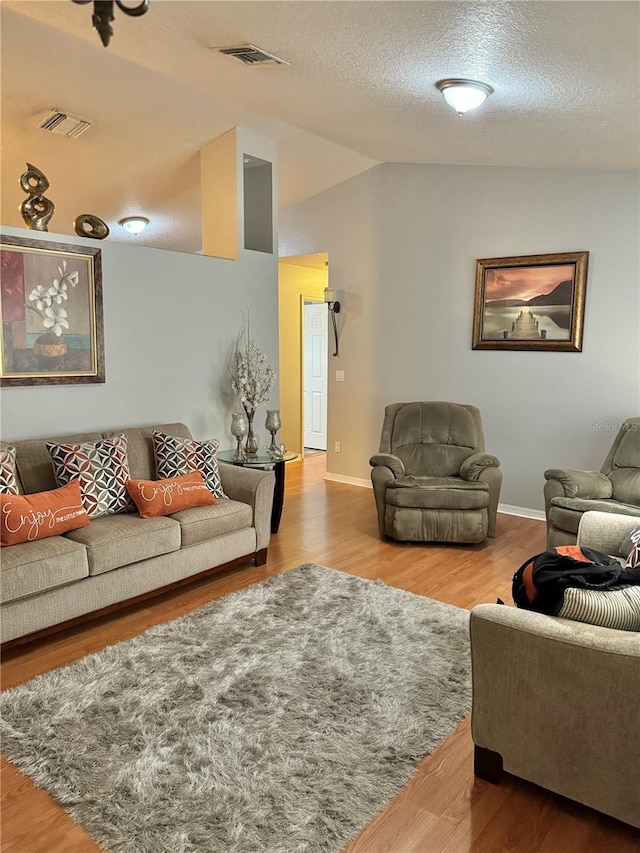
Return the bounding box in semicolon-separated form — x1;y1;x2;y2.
370;401;502;543
544;417;640;547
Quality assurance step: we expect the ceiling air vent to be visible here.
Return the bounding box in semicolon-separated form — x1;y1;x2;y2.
37;109;93;139
216;44;290;66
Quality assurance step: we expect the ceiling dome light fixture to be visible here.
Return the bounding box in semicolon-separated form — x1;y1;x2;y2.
435;78;494;116
119;216;149;235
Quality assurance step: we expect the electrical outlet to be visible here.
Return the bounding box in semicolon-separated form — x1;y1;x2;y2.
335;370;345;382
334;441;341;453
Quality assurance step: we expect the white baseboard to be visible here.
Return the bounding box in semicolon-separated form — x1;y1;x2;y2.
498;503;545;521
324;472;372;489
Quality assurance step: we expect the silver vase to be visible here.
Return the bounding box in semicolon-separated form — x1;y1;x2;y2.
230;411;248;460
245;410;259;455
265;409;282;454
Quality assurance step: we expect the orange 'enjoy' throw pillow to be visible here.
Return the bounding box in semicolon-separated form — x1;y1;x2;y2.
126;471;217;519
1;480;90;546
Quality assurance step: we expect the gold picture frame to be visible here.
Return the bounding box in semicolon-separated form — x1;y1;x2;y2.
1;234;105;386
472;251;589;352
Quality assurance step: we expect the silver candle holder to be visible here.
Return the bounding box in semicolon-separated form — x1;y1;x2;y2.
230;411;248;461
265;409;282;455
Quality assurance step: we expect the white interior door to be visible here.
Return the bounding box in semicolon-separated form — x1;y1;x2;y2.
303;301;328;450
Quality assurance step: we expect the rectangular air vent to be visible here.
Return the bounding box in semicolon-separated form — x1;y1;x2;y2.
37;109;92;139
216;44;290;66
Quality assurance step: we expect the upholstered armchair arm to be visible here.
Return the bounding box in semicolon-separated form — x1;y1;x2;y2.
543;468;612;518
460;453;500;481
369;453;406;479
544;468;612;499
370;455;405;538
459;453;502;539
219;464;274;552
577;511;640;559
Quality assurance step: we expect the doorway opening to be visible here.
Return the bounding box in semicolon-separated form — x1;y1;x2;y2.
303;299;328;452
277;253;329;458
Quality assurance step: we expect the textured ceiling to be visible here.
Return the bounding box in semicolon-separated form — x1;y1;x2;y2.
1;1;638;254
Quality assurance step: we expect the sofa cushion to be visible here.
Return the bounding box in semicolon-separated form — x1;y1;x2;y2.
1;536;89;603
386;476;490;510
1;481;89;546
152;431;226;499
126;472;217;518
47;434;134;518
611;426;640;469
390;403;478;477
103;423;193;481
64;513;181;576
609;468;640;506
13;431;103;494
170;500;252;547
0;443;20;495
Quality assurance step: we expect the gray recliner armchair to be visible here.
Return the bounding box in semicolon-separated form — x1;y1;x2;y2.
544;417;640;547
370;402;502;543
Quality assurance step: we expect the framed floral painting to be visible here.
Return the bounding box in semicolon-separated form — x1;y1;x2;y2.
472;251;589;352
0;235;105;386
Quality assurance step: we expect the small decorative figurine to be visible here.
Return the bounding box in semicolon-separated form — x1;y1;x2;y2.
74;214;110;240
19;163;55;231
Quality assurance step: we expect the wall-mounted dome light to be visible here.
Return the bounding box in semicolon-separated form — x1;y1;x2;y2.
435;78;494;116
119;216;149;235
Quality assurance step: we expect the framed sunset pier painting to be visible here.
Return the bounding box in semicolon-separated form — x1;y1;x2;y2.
472;251;589;352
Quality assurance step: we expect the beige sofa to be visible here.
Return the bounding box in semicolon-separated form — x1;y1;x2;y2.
470;511;640;828
1;423;274;646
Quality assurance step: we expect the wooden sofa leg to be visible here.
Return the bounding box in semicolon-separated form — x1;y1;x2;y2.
474;745;503;784
255;548;268;566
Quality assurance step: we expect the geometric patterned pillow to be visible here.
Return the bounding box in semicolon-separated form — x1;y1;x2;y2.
0;443;19;495
152;430;226;499
46;433;133;518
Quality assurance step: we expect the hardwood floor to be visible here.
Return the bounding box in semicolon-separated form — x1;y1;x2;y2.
1;454;638;852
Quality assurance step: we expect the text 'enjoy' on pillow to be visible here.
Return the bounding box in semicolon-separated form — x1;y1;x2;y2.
1;480;89;546
126;472;217;518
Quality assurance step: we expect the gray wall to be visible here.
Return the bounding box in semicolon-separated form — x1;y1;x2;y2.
1;226;279;445
280;163;640;512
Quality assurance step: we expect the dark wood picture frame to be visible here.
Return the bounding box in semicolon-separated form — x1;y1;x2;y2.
1;234;105;386
472;251;589;352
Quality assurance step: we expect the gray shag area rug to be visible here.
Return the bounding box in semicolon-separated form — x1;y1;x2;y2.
1;564;471;853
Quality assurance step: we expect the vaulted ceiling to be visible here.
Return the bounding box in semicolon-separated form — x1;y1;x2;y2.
1;1;638;254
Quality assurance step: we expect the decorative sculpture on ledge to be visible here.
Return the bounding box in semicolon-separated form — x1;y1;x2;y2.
19;163;55;232
74;214;110;240
71;0;150;48
18;163;109;240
